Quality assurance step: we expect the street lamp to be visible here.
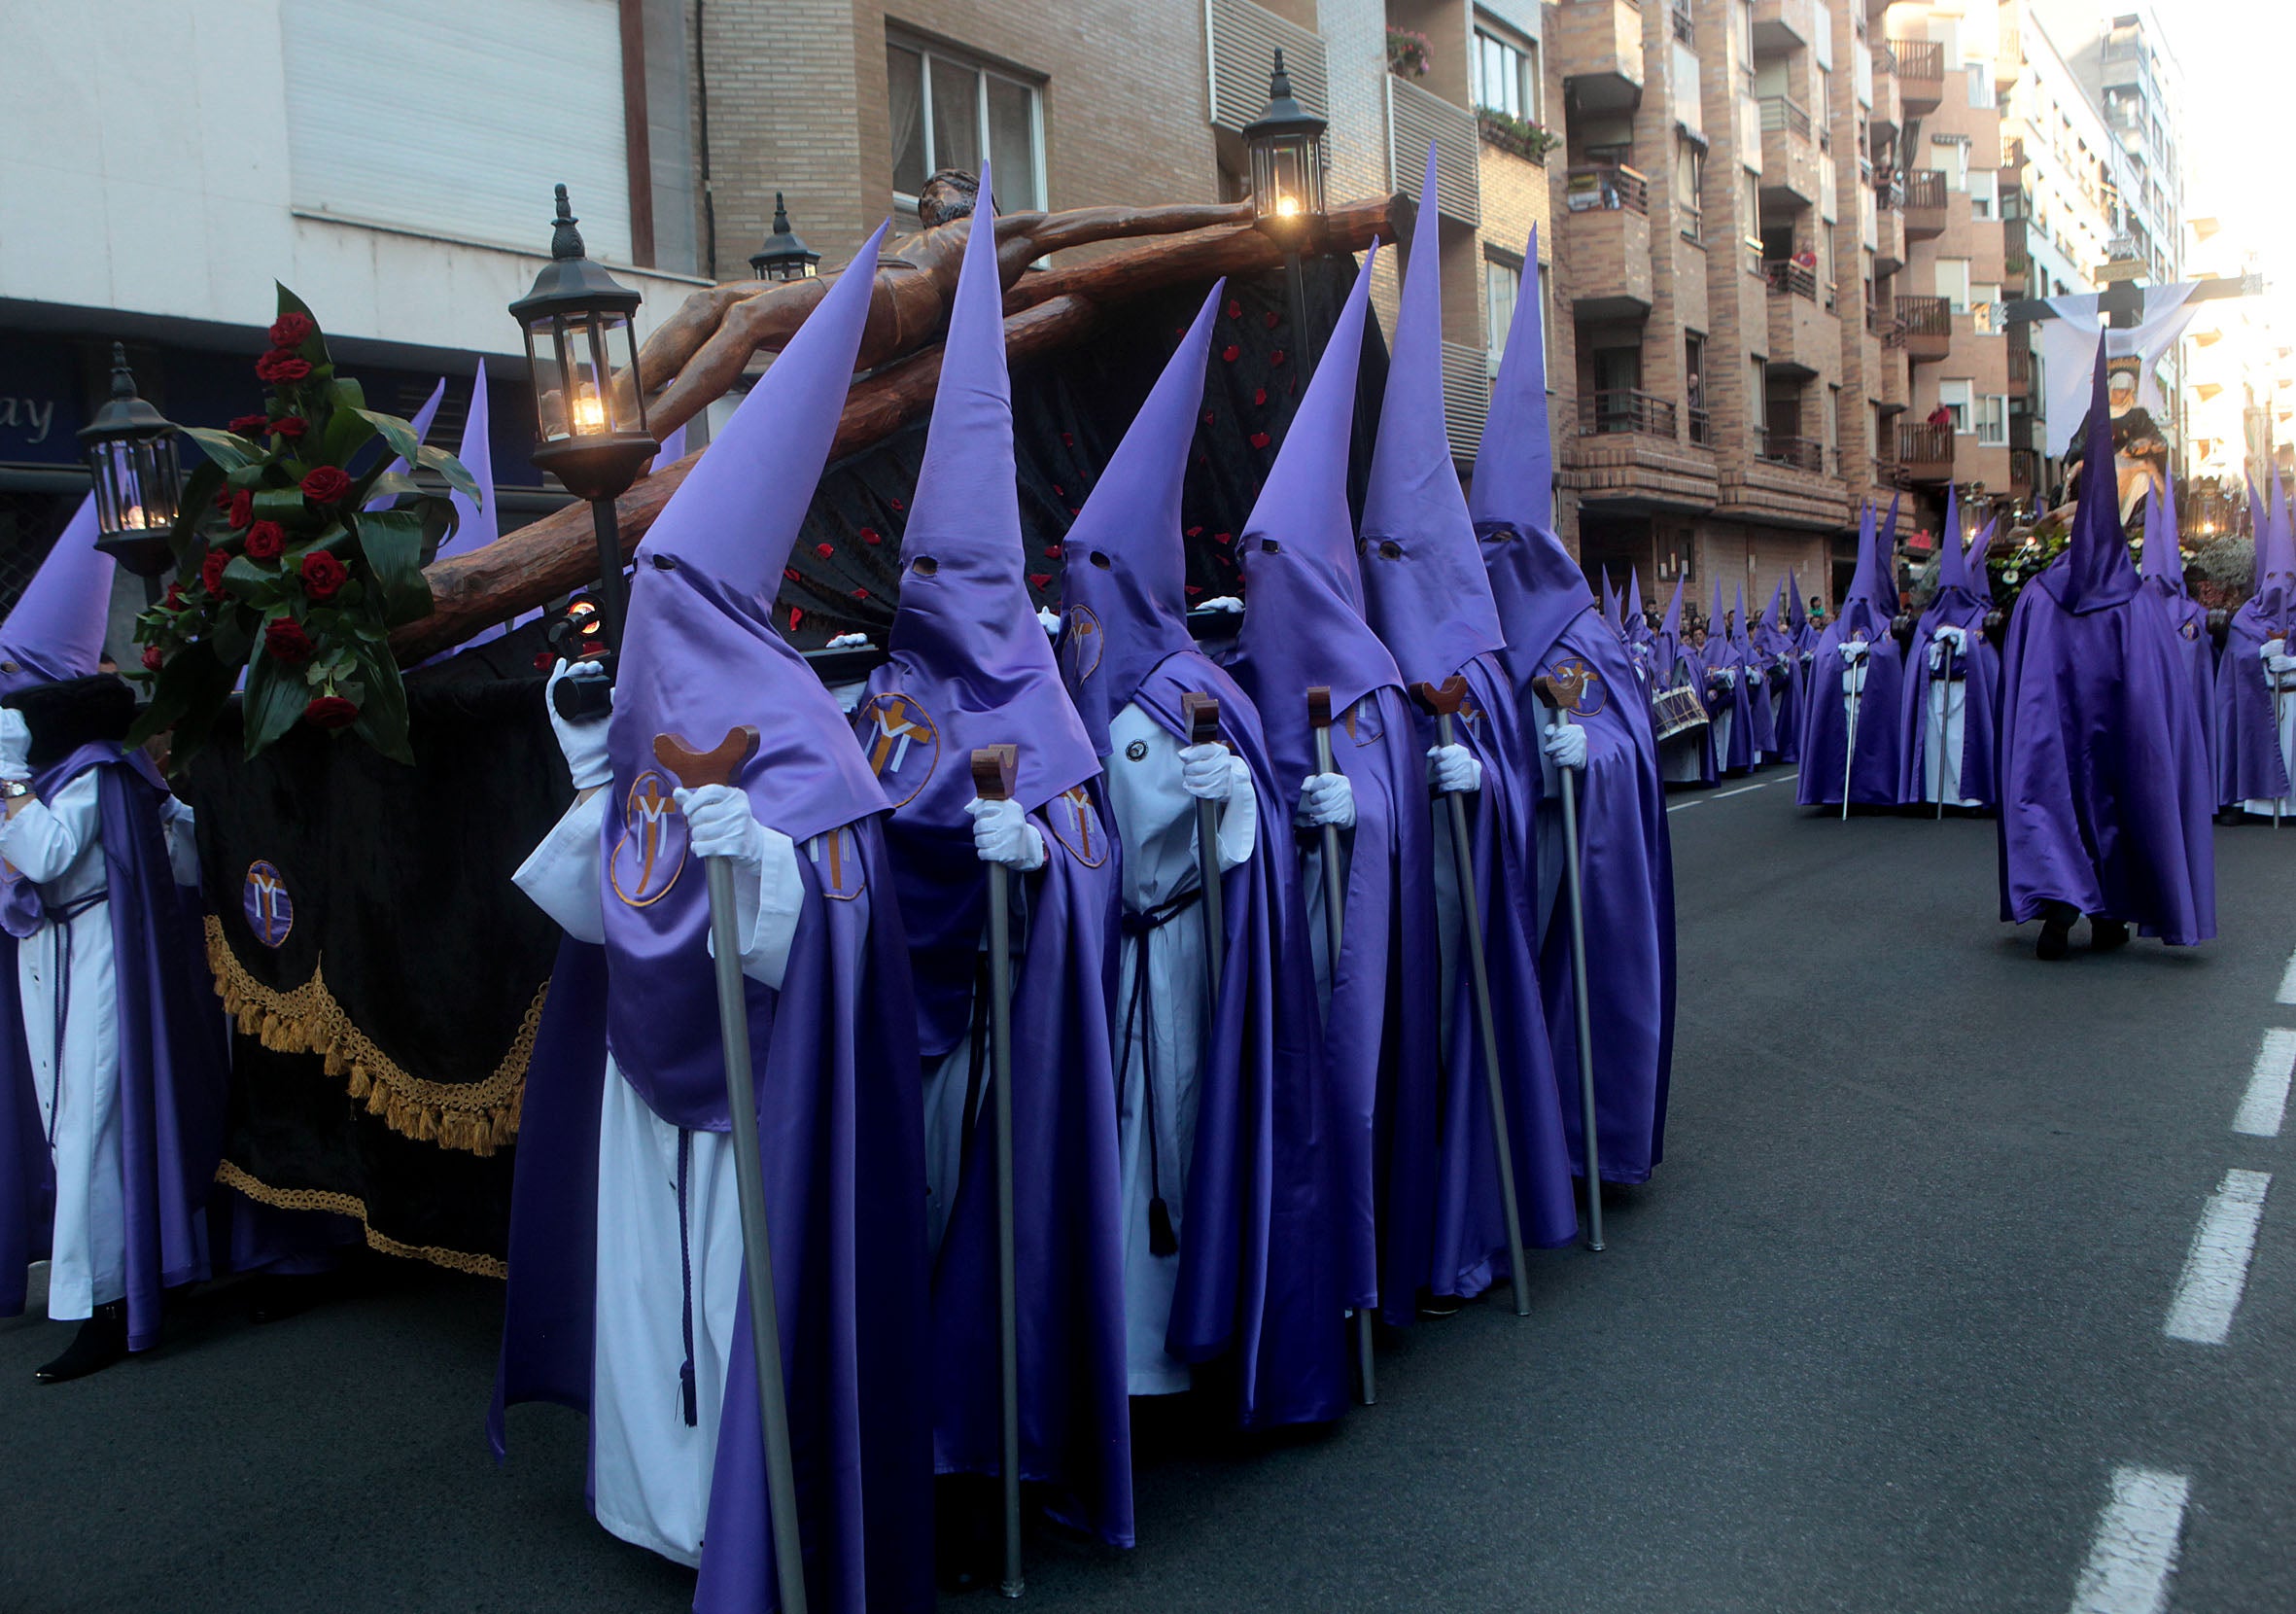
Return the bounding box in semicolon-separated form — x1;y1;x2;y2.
1240;48;1329;385
509;183;656;653
77;343;184;600
748;193;820;283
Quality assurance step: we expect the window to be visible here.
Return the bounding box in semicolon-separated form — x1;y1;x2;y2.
887;40;1044;214
1484;255;1520;378
1826;384;1841;461
1676;137;1705;241
1975;394;2007;445
1967;62;1992;108
1935;257;1971;313
1931;134;1970;192
1938;378;1972;434
1475;26;1539;122
1750;358;1768;431
1969;170;1998;220
1687;333;1710;442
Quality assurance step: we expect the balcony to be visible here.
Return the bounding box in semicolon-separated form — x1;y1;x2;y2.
1555;0;1645;113
1758;96;1823;209
1870;45;1903;136
1897;421;1955;481
1752;0;1817;54
1561;164;1653;319
1874;202;1906;275
1889;38;1944;115
1896;295;1952;362
1206;0;1326;133
1386;75;1481;225
2007;336;2032;400
1756;430;1828;474
1902;168;1948;240
1764;261;1836;378
2011;448;2037;495
1581;389;1680;441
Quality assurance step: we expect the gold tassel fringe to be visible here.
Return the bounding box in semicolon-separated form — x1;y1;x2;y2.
215;1159;506;1279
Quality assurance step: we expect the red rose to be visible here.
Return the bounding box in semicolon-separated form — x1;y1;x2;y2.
200;550;227;594
165;582;186;608
141;645;163;673
303;694;360;729
229;413;271;438
254;350;311;384
212;488;234;512
264;617;314;665
299;550;348;601
244;521;286;561
300;465;352;505
227;490;253;529
268;312;316;348
270;415;307;439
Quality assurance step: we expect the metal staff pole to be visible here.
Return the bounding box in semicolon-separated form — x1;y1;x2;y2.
1532;678;1604;1253
1181;693;1227;998
968;745;1027;1599
651;727;807;1614
1411;678;1530;1312
1306;686;1374;1406
1840;644;1863;823
2277;672;2287;830
1933;643;1948;820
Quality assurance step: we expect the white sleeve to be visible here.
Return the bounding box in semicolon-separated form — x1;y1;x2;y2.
2;773;100;885
1214;770;1258;871
512;790;609;945
729;831;807;991
160;797;201;888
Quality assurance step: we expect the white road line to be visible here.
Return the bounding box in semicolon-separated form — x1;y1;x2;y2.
2165;1168;2271;1345
1665;798;1702;814
1716;782;1769;797
2277;948;2296;1005
2236;1028;2296;1138
2068;1466;2191;1614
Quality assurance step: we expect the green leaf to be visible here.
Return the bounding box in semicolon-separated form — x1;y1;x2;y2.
183;428;263;472
207;605;251;665
274;282;333;366
318;386;377;464
353;411;480;503
410;443;481;503
345;644;414;765
352;509;435;626
127;638;238;767
241;622;309;759
168;461;226;550
252;486;310;527
353;469;423;509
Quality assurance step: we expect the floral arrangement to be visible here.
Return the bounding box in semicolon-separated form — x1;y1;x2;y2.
1386;26;1432;78
130;286;476;766
1477;107;1561;164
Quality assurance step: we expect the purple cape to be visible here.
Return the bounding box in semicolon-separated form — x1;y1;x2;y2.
1754;581;1804;765
2213;477;2292;807
1796;504;1906;806
1999;344;2215;942
1899;493;2002;806
0;745;227;1349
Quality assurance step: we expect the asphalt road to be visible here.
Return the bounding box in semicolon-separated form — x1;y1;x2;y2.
9;767;2295;1612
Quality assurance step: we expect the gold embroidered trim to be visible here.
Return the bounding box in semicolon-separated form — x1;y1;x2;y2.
204;915;546;1156
215;1159;507;1280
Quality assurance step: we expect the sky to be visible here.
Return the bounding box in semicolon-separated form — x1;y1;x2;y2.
2157;0;2294;319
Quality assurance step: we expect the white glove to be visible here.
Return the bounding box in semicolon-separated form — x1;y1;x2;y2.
0;708;29;784
1717;667;1738;688
824;632;871;649
1179;742;1243;802
1543;721;1588;771
674;784;769;868
2264;638;2288;663
1198;595;1244;615
1927;638;1948;672
1838;640;1870;665
965;796;1048;870
1934;624;1967;651
1296;772;1356;829
545;659;613;789
1427;744;1482;795
2271;654;2296;678
1036;607;1061;635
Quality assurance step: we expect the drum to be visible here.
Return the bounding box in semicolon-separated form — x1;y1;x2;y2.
1650;683;1710;742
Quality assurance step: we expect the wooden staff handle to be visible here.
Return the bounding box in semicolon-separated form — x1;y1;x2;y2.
1182;690;1223;747
653;726;761;789
971;744;1019;803
1531;675;1562;712
1409;676;1470;718
1306;685;1334;730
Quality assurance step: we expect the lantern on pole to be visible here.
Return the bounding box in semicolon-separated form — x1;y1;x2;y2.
77;343;184;590
749;193;821;283
1240;50;1330;385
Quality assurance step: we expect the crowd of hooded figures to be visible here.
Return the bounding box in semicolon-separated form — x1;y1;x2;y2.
0;139;2259;1614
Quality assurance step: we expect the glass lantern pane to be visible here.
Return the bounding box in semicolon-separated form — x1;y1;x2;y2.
89;441;133;536
1267;143;1310;220
134;438;182;531
528;318;573;440
569;318;612;439
600;314;646;435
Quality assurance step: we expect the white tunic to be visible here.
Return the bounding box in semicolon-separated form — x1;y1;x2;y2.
1916;677;1977;806
513;789;805;1567
1103;703;1255;1394
2242;672;2296;818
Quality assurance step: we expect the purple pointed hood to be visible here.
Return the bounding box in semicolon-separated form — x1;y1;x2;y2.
365;379;446;512
2141;477;2183;592
1934;482;1985;612
1469;224;1592;671
1360;147;1506;687
2039;342;2141;614
609;219;891;845
2262;469;2296;626
433;361;498;565
1232;243;1404;745
1837;504;1892;637
1788;570;1808;633
1966;521;1997;604
1661;576;1685;638
1626;567;1650;644
1601;568;1618;630
1058;279;1224;754
1734;582;1754;654
0;495;114;696
883;167;1099;813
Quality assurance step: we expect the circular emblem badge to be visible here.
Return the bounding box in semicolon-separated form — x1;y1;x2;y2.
1545;656;1609;719
243;860;295;948
609;769;688;908
855;691;941;808
1125;739;1150;762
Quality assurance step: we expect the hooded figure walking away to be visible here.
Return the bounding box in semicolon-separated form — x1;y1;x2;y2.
2139;477;2215;787
1229;243;1443;1343
1357;158;1581;1305
1621;570;1655;693
1652;579;1718;786
1753;579;1804;765
1058;281;1344;1428
494;224;938;1613
1470;224;1677;1189
850;171;1133;1555
0;501;218;1384
1699;579;1757;776
1899;487;2002;811
2213;474;2296;821
1797;500;1908;810
1999;344;2215;959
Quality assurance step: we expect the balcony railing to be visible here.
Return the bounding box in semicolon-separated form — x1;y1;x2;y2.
1688;406;1714;446
1757;432;1827;474
1581;389;1679;439
1897;421;1955;467
1564;162;1649;215
1896;295;1952;336
1889;38;1945;85
1903;169;1948;209
1764;259;1819;299
1874;173;1907;211
2007;339;2032;388
1873;456;1907;490
1758;95;1812;138
1864;304;1899;339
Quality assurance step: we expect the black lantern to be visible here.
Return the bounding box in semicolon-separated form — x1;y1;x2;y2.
77;343;183;580
748;193;821;282
510;184;657;649
1240;49;1328;237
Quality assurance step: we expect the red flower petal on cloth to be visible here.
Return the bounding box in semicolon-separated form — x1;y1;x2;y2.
888;497;904;510
788;607;804;630
1253;387;1268;406
1185;526;1203;538
1270;349;1287;367
1044;544;1062;558
1227;298;1242;319
1264;310;1279;329
859;526;883;544
1061;431;1074;445
852;587;869;599
815;543;835;557
1249;432;1270;449
1213;532;1233;544
783;567;802;582
1028;574;1052;589
1221;345;1240;363
1184;584;1202;596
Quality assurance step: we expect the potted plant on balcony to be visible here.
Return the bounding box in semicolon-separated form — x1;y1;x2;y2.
1478;107;1561;164
1386;26;1432;78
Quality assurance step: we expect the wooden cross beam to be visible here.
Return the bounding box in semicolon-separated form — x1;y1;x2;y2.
1999;273;2265;330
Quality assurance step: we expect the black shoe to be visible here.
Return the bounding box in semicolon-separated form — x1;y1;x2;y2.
2090;919;2132;952
34;1301;127;1384
2035;918;2071;961
1418;1292;1466;1319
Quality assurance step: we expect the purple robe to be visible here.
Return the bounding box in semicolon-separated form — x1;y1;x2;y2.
1899;495;2002;807
1797;503;1907;808
2212;477;2293;808
1754;583;1804;765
